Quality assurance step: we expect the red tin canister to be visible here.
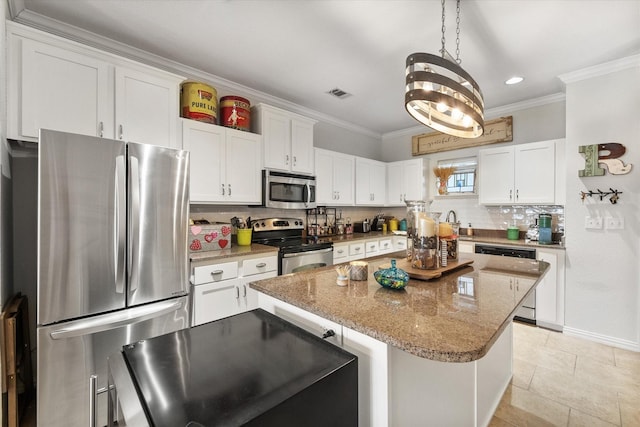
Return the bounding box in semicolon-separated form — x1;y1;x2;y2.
220;96;251;131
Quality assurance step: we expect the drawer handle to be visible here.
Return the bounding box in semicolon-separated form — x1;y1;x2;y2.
210;270;224;276
337;249;344;254
255;262;267;268
354;247;361;251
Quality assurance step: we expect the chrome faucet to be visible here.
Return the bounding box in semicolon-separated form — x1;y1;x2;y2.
446;210;457;223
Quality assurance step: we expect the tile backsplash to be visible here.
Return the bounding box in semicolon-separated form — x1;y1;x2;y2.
191;202;564;234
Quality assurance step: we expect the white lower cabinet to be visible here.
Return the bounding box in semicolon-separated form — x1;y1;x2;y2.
191;254;277;326
364;239;380;257
392;236;408;254
258;293;389;427
333;242;349;263
536;248;565;331
459;241;474;254
378;238;393;254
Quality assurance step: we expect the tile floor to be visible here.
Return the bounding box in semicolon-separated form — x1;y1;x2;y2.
490;322;640;427
18;322;640;426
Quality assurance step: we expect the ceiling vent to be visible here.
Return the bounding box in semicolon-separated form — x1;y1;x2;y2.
326;88;352;99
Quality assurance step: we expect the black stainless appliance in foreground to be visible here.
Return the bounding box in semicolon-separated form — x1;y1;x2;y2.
37;130;191;427
252;217;333;274
262;169;317;209
475;244;537;324
107;309;358;426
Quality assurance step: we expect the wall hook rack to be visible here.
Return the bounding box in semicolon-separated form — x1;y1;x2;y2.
580;188;623;204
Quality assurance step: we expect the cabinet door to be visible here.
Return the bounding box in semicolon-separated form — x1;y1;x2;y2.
514;141;555;204
355;158;374;205
19;38;112;140
356;158;386;205
315;148;335;204
261;108;291;171
478;147;515;204
536;249;564;330
225;128;263;203
386;162;405;206
181;120;225;203
290;118;315;174
332;152;355;205
192;278;242;326
115;67;180;148
240;270;277;312
403;159;424;201
343;326;389;427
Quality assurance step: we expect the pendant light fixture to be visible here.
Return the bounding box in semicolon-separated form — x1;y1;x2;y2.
405;0;484;138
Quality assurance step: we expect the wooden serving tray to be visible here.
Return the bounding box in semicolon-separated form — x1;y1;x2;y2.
378;258;474;281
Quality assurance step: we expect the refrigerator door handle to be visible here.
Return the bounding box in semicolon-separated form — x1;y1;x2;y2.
49;299;184;340
89;374;98;427
128;154;140;292
115;155;126;294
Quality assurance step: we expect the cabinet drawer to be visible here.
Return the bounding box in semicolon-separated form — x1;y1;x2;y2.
365;240;379;255
393;236;407;250
333;244;349;261
193;261;238;284
242;256;277;276
349;242;365;257
379;238;393;253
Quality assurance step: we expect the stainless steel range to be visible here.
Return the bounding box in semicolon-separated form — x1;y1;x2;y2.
252;218;333;275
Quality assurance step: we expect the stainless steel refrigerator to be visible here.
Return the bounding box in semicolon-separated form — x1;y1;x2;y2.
36;129;191;427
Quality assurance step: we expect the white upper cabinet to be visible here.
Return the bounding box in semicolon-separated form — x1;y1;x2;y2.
10;37;112;141
252;103;316;174
355;157;387;206
181;119;262;204
7;23;183;148
478;140;558;205
386;159;424;206
315;148;355;205
114;67;181;148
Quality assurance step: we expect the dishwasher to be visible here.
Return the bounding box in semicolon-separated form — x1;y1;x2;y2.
475;244;537;325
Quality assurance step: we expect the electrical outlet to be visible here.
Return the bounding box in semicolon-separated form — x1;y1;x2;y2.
605;217;625;230
585;216;603;229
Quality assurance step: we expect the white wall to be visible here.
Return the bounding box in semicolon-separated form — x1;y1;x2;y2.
562;57;640;350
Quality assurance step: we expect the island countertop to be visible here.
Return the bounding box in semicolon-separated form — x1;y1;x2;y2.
250;253;549;363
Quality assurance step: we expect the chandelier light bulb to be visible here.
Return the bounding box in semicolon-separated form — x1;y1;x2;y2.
451;108;463;121
437;102;448;113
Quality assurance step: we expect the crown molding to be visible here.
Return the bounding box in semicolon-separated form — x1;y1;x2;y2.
559;54;640;84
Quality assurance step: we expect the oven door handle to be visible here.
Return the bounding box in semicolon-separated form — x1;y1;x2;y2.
282;247;333;258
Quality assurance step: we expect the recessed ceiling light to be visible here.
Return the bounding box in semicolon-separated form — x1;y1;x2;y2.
505;76;524;85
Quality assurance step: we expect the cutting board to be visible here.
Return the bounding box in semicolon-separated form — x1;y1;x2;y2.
378;258;474;281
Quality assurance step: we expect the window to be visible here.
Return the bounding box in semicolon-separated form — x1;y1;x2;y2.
437;157;477;194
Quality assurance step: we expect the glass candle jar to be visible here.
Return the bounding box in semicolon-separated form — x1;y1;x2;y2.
411;211;441;270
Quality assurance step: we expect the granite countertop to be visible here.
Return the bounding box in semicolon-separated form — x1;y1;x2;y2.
457;235;566;250
250;253;550;363
189;243;278;262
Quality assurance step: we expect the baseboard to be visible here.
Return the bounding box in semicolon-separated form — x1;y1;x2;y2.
563;326;640;352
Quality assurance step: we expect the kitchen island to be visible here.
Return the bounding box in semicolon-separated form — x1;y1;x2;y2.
251;252;550;427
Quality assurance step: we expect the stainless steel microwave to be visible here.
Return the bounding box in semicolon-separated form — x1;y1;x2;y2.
263;170;317;209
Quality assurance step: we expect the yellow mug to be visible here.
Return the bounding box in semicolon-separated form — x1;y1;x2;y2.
389;218;399;231
237;229;252;246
